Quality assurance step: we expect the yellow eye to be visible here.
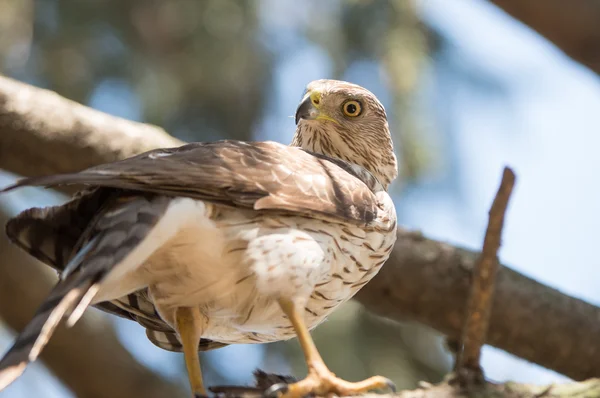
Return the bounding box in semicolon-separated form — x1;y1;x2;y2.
342;100;362;117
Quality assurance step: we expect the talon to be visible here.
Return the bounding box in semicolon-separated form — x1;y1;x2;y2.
194;394;209;398
277;373;394;398
275;298;393;397
385;379;397;393
263;382;289;398
210;385;264;397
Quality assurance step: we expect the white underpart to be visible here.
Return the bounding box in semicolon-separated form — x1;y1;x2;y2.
246;232;326;299
93;196;396;345
92;198;212;302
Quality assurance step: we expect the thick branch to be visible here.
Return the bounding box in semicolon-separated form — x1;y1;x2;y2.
0;75;599;382
0;209;186;398
390;378;600;398
490;0;600;74
217;370;600;398
0;74;182;178
358;229;600;381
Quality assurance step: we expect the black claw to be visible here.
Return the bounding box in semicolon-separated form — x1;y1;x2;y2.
194;394;210;398
385;379;397;393
210;385;264;398
263;383;289;398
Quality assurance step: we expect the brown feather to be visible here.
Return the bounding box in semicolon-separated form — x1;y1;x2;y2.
2;141;382;226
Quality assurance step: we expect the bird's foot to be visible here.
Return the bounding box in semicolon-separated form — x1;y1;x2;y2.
263;367;395;398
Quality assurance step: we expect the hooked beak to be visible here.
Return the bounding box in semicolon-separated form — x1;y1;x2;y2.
295;95;319;125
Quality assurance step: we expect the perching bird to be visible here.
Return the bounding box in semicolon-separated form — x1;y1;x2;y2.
0;79;398;398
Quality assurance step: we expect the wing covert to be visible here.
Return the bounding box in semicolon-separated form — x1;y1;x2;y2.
2;141;381;225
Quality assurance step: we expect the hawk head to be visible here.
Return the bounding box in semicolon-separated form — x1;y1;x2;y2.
292;79;398;190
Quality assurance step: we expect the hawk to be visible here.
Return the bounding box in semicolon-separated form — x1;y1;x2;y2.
0;79;398;397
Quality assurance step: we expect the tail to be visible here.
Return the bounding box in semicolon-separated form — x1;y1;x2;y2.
0;274;98;390
0;194;172;390
5;188;113;271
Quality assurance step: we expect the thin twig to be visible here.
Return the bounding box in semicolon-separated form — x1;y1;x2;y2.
454;167;516;384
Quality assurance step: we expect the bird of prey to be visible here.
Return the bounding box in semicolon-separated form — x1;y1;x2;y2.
0;79;398;397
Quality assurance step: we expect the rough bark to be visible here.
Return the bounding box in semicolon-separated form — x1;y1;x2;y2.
0;75;599;387
489;0;600;74
389;378;600;398
0;74;182;179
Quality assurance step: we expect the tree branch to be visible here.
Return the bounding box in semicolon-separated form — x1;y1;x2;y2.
0;74;182;179
216;370;600;398
0;75;599;384
454;167;515;383
357;229;600;381
489;0;600;74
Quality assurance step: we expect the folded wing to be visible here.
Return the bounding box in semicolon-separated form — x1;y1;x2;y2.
2;140;381;226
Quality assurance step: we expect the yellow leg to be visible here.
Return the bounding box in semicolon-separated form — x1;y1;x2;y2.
266;298;396;398
175;307;207;398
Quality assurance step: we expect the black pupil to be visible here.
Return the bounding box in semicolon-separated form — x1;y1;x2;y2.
346;103;357;114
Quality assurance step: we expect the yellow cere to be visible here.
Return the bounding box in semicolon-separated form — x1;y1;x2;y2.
310;90;341;125
310;91;322;106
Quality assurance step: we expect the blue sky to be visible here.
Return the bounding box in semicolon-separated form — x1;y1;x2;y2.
414;0;600;383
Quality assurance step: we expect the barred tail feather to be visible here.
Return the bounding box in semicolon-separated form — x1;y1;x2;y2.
0;194;172;391
0;276;96;390
5;188;114;271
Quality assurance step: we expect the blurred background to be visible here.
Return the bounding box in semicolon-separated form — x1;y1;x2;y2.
1;0;599;396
